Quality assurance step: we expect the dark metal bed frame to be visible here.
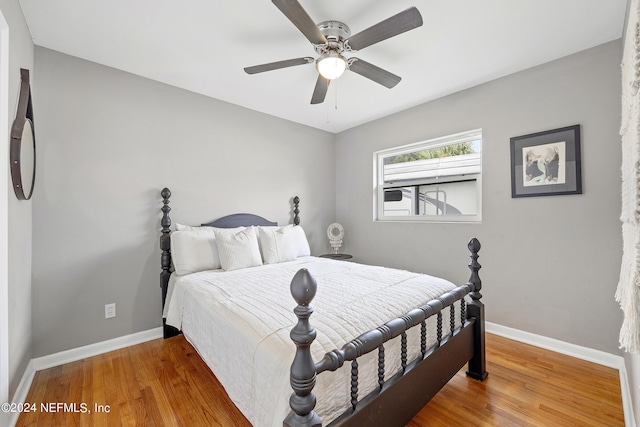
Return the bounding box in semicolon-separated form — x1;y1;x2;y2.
159;187;487;426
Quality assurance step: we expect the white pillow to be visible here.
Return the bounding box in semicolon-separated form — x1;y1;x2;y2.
214;227;263;271
171;227;221;275
175;223;198;231
258;226;297;264
256;225;311;258
290;225;311;257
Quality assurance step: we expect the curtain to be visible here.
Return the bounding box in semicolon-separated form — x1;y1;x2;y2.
618;0;640;355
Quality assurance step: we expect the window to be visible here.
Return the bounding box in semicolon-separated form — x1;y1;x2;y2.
374;129;482;222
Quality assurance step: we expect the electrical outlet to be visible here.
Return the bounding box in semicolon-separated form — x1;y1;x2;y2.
105;303;116;319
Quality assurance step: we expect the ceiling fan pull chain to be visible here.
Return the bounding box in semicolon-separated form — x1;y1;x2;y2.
326;97;331;124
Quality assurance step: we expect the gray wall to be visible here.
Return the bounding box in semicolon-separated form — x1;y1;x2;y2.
31;47;335;357
0;0;34;408
335;41;623;355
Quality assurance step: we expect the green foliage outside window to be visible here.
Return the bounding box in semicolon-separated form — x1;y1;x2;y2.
384;142;475;165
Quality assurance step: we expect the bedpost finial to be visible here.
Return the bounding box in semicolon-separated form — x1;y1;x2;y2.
468;237;481;254
467;238;482;299
293;196;300;226
290;268;317;306
161;187;171;201
161;188;172;231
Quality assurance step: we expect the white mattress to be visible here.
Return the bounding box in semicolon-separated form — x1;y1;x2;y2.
164;256;458;427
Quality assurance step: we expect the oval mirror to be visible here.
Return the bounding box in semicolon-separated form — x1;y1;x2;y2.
10;68;36;201
13;119;36;199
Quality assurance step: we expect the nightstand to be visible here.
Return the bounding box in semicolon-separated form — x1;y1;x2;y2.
319;253;353;260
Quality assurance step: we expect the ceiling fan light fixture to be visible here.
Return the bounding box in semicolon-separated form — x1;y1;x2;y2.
316;52;346;80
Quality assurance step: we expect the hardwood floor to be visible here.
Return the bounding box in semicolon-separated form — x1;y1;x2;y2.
16;333;624;426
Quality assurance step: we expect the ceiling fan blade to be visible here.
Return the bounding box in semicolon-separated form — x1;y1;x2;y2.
348;58;401;88
310;75;330;104
244;57;314;74
272;0;327;45
345;7;423;52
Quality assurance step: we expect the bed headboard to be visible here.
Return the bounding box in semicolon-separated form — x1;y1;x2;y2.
201;213;277;228
159;188;300;337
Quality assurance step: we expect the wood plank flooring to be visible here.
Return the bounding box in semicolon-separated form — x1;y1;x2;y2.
16;333;624;426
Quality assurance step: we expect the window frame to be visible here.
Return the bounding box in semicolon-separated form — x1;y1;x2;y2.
373;129;483;223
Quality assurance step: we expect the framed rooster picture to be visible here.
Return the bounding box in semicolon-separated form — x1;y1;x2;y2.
510;125;582;198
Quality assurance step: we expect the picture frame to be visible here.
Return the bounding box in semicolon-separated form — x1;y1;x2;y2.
510;124;582;198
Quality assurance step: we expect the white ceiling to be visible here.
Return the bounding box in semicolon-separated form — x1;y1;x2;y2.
19;0;628;133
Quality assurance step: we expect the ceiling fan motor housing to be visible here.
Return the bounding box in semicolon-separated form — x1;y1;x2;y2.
315;20;351;55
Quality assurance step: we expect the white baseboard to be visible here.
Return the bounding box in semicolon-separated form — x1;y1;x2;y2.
9;327;163;427
30;327;163;372
486;322;636;427
486;322;623;368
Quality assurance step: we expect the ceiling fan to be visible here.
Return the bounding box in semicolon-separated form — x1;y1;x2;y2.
244;0;423;104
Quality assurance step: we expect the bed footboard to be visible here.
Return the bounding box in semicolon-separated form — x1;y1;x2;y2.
284;238;487;427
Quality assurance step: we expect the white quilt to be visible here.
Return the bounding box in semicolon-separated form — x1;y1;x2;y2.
164;256;458;427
